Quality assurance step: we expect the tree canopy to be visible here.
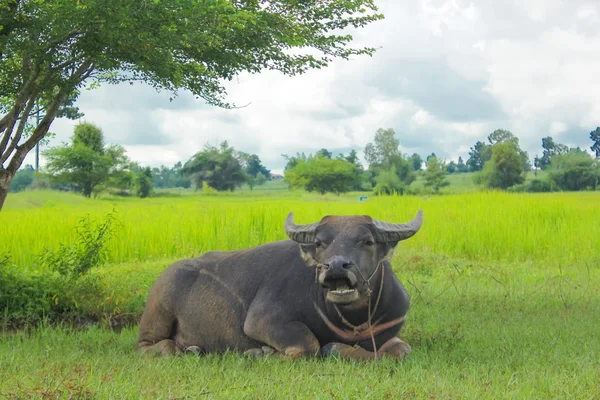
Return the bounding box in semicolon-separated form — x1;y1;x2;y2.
535;136;569;171
478;141;525;189
548;149;599;191
590;127;600;158
284;154;360;195
424;156;449;194
182;141;247;191
0;0;384;210
42;123;130;197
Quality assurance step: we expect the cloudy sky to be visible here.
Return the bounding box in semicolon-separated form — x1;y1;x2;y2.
26;0;600;174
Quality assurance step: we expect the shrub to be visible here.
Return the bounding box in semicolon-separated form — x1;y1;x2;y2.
37;210;120;280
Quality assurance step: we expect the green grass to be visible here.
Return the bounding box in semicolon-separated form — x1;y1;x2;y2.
2;189;598;267
1;188;599;398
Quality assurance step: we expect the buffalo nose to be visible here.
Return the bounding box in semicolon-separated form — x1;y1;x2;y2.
324;256;352;270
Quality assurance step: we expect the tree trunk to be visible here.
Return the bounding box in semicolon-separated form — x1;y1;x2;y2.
0;169;13;211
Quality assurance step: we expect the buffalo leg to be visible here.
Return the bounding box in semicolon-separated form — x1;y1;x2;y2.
321;337;411;361
137;296;183;356
243;316;320;359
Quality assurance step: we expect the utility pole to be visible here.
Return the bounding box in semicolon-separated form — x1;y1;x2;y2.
35;101;40;171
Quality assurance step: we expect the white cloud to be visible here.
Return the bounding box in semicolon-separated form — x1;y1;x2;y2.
21;0;599;174
550;121;568;135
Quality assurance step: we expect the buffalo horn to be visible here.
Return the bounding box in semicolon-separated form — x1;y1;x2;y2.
284;212;319;244
372;209;424;242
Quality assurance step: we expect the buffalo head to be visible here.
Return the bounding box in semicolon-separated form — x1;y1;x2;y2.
284;210;423;306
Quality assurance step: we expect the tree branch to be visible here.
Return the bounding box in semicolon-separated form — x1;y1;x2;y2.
0;96;37;165
9;59;95;174
0;62;41;134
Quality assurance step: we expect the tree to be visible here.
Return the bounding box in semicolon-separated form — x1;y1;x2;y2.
42;123;130;197
487;129;516;146
425;152;437;166
0;0;383;211
538;136;569;170
457;156;468;173
409;153;423;171
478;141;525;189
590;127;600;158
373;165;404;195
284;157;359;195
135;167;153;198
152;162;191;189
424;156;450;194
182;141;246;191
467;141;491;171
341;150;361;167
281;152;309;171
316;149;333;159
446;161;458;174
364;128;400;167
364;128;415;191
8;164;35;192
548;149;599;191
337;149;367;190
255;172;268;186
487;129;531;172
238;152;270;178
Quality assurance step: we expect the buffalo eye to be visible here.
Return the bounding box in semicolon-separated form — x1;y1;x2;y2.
315;240;324;248
363;239;375;246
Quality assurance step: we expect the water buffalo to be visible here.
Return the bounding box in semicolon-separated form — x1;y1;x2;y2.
136;210;423;361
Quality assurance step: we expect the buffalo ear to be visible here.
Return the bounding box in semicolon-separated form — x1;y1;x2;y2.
381;240;400;261
299;244;317;267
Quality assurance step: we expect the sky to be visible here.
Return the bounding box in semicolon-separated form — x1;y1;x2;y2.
25;0;600;174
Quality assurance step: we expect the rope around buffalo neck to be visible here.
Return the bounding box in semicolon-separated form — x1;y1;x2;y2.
315;259;386;360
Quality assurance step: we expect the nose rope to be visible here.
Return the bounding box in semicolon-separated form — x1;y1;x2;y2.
316;259;388;360
335;259;385;359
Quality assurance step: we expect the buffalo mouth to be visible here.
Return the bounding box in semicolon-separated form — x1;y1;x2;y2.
325;280;359;304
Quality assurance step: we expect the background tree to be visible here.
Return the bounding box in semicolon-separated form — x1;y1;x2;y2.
316;149;333;159
284;156;359;195
424;156;450;194
255;172;268;187
457;156;469;173
537;136;569;170
151;162;191;189
135;167;153;198
364;128;400;167
478;141;525;189
446;161;458;174
42;123;130;197
590;127;600;158
238;152;270;190
281;152;309;171
373;166;405;195
182;141;246;191
425;152;437;166
409;153;423;171
364;128;415;192
336;149;367;190
8;165;35;192
487;129;531;172
467;141;491;171
0;0;383;211
548;149;599;191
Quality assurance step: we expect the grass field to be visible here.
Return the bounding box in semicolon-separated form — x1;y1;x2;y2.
1;187;599;398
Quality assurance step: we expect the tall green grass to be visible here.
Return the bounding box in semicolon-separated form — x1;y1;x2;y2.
1;190;598;268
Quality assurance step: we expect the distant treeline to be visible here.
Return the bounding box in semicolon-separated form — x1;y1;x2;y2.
9;124;600;197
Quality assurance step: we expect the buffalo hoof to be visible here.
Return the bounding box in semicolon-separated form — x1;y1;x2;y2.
185;346;202;355
243;346;276;357
320;342;345;357
386;340;411;358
